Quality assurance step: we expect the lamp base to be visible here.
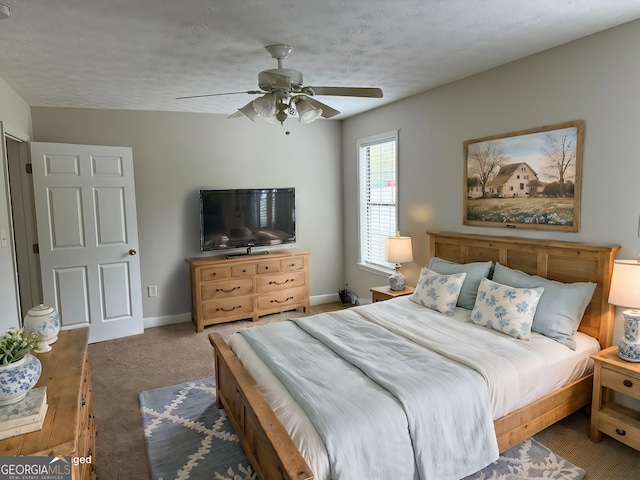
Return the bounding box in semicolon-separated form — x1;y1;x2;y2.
618;310;640;362
389;270;406;291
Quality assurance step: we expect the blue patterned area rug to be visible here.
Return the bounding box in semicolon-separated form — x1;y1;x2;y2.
139;377;585;480
139;377;255;480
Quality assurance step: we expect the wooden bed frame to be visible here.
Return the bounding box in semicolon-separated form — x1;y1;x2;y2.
209;231;620;480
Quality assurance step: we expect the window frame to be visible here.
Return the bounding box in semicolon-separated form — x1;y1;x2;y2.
356;130;399;275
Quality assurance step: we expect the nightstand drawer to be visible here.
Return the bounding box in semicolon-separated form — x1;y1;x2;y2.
601;367;640;400
599;404;640;450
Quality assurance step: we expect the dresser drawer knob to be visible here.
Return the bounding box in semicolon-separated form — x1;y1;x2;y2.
269;279;292;286
623;379;633;388
616;428;627;436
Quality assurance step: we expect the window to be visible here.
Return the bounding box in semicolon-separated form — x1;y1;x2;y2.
357;131;398;272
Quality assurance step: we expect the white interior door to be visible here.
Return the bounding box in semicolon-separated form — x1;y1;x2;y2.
30;142;143;343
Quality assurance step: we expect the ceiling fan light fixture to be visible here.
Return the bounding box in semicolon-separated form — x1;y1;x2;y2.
253;93;277;117
296;98;323;124
264;113;283;125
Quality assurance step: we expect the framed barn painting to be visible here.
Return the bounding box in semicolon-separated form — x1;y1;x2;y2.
463;120;584;232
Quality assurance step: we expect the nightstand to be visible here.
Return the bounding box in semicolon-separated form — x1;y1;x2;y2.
370;285;415;303
590;345;640;451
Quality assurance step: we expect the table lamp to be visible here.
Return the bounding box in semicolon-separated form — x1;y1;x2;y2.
608;259;640;362
386;232;413;291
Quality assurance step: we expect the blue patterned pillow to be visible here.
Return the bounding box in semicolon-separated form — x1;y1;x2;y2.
410;268;467;316
470;277;544;340
491;263;596;349
428;257;493;309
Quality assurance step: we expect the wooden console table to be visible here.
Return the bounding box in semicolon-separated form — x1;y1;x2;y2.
0;328;96;480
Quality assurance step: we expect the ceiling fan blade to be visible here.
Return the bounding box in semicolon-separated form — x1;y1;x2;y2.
301;96;340;119
307;86;383;98
176;90;262;100
228;101;258;121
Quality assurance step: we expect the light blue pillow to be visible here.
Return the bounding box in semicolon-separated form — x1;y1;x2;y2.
491;263;596;350
470;277;544;340
428;257;493;310
410;268;467;316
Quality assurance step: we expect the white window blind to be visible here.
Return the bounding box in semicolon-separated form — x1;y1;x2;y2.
358;131;398;270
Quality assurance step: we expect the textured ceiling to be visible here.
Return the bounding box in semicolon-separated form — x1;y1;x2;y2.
1;1;640;120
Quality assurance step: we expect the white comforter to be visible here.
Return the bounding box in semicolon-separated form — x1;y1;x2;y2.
229;297;599;480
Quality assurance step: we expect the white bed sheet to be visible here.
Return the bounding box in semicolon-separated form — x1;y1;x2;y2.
228;297;600;480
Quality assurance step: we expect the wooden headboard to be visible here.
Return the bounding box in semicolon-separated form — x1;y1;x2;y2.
427;231;620;348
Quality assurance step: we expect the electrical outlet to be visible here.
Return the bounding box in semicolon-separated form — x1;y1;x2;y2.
148;285;158;297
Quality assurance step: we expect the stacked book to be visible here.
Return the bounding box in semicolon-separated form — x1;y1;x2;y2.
0;387;48;440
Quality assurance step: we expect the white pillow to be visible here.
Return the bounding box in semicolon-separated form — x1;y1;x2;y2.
410;268;467;316
470;277;544;340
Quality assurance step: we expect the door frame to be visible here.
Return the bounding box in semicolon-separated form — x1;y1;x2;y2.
2;123;33;326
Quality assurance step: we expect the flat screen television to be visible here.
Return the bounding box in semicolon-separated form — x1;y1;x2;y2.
200;188;296;254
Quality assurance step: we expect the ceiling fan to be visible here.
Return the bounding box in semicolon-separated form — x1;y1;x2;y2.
177;44;383;126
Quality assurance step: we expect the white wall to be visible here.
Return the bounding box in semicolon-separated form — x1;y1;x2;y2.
0;79;32;332
342;19;640;342
30;108;344;321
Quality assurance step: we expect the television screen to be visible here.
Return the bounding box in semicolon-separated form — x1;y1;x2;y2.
200;188;296;252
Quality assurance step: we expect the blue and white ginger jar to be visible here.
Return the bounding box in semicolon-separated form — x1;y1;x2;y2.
24;304;60;353
0;353;42;405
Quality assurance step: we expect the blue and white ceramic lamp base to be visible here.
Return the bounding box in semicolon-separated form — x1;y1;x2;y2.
618;310;640;362
389;270;407;291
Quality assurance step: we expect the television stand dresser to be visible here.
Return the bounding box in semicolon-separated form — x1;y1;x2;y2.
185;249;311;332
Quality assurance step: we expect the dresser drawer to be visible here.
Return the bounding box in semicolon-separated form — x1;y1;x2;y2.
200;266;229;282
258;287;307;311
256;271;305;293
281;257;304;272
231;263;257;277
601;367;640;400
202;278;253;300
257;260;281;274
203;296;254;320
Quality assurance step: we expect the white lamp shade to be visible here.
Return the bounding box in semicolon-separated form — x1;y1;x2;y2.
386;236;413;264
608;259;640;309
296;98;322;124
253;93;277;117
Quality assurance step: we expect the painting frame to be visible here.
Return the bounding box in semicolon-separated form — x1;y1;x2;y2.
463;120;584;232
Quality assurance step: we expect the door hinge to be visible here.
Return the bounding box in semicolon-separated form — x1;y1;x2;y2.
33;244;39;254
25;163;32;174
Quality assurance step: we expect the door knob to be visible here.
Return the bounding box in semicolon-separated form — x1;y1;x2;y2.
129;248;137;255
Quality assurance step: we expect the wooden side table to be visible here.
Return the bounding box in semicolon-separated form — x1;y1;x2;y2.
590;345;640;451
370;285;415;303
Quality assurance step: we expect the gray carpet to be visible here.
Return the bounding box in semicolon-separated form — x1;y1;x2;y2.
140;376;585;480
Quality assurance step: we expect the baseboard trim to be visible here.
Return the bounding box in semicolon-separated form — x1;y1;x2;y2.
143;293;340;330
